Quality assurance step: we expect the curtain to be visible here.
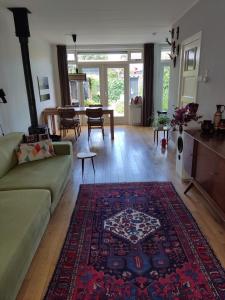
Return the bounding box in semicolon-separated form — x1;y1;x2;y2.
57;45;70;106
142;43;154;126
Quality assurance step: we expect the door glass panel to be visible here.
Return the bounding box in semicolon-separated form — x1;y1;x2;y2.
81;67;101;106
129;63;143;99
107;68;124;117
162;65;170;111
69;80;80;106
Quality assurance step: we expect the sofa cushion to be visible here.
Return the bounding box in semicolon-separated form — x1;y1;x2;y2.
0;189;51;300
17;140;55;164
0;132;23;178
0;155;72;212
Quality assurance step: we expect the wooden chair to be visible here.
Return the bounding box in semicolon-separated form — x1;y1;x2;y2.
58;108;81;139
86;108;104;140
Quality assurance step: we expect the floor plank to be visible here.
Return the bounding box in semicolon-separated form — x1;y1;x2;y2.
16;126;225;300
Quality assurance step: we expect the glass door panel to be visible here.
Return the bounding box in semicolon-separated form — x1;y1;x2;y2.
129;63;143;99
107;67;125;117
81;67;101;106
161;65;170;111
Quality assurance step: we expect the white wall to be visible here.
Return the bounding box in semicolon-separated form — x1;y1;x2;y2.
0;10;30;134
0;8;57;134
169;0;225;120
30;40;57;123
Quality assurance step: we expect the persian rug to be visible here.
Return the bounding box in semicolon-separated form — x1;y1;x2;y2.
45;182;225;299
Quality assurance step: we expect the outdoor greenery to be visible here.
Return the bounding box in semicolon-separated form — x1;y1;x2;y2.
68;64;76;74
83;68;125;115
108;69;124;102
88;77;100;102
162;66;170;111
153;114;171;127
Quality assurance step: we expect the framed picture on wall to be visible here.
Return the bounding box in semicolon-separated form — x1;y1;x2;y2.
184;47;197;71
37;76;50;101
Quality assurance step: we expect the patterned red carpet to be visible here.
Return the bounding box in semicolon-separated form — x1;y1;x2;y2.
45;182;225;299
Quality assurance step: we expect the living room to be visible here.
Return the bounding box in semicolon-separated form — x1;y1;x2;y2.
0;0;225;299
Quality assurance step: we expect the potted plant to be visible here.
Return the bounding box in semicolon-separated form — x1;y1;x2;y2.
153;114;171;128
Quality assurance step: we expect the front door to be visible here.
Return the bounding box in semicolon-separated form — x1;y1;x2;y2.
179;32;201;106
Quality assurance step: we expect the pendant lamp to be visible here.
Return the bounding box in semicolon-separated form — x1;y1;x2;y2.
68;34;86;81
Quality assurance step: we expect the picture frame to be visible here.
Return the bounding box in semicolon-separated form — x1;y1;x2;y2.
37;76;50;101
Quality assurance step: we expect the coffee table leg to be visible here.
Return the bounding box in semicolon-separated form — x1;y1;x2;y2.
82;159;84;178
91;157;95;173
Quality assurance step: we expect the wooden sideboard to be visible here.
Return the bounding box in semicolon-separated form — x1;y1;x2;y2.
184;130;225;222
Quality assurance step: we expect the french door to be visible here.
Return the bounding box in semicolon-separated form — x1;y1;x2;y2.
79;63;129;124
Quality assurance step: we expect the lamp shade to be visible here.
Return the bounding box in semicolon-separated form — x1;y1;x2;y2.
70;34;86;81
69;73;86;81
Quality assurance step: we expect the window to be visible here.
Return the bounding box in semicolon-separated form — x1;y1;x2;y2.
66;49;144;120
129;64;143;99
68;64;76;73
77;53;128;62
69;80;80;105
67;53;75;61
81;67;100;106
161;50;171;61
160;48;170;111
162;66;170;111
130;52;142;60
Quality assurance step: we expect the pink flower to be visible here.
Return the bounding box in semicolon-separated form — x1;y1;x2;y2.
171;103;202;127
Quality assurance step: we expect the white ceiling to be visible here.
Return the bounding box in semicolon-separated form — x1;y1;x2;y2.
1;0;198;45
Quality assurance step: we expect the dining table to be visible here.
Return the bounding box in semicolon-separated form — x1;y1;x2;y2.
42;106;114;140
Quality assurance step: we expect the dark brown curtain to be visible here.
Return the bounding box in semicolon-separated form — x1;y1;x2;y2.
57;45;70;106
142;43;154;126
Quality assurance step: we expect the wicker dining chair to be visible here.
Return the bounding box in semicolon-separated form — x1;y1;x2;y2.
58;108;81;139
86;108;104;140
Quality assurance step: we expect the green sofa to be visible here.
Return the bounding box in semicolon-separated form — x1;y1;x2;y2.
0;132;73;300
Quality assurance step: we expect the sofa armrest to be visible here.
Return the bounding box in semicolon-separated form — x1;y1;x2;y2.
53;142;73;155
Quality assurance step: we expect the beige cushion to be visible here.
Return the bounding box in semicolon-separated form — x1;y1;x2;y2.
16;140;55;165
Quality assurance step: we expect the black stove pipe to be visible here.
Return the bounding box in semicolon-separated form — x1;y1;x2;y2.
8;7;38;128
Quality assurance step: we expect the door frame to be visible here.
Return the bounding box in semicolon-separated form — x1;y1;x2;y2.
178;31;202;107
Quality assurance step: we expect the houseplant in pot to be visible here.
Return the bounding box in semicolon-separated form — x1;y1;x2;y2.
154;114;171;129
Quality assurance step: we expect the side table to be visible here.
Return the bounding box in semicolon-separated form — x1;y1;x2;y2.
77;152;97;178
154;126;169;145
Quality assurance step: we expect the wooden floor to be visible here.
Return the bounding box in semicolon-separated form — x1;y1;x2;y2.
17;126;225;300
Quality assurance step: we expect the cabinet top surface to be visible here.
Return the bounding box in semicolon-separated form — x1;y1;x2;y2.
185;129;225;159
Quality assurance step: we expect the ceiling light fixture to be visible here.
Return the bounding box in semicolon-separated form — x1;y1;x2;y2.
68;34;86;81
